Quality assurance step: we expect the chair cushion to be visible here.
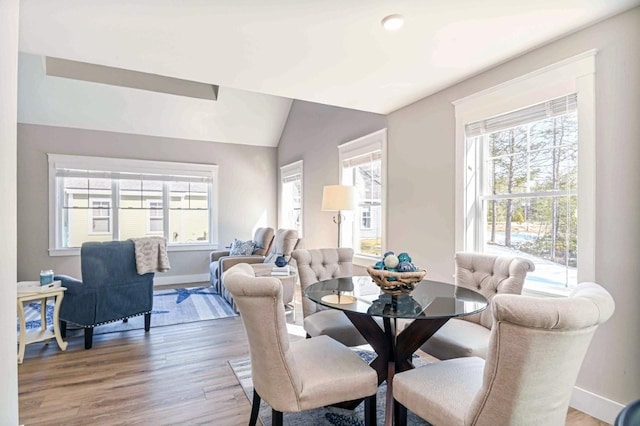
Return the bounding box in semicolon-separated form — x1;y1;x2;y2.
289;335;378;411
303;310;368;347
420;318;491;360
394;357;485;426
230;239;255;256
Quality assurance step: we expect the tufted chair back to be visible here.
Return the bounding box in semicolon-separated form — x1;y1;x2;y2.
455;252;535;329
292;248;354;318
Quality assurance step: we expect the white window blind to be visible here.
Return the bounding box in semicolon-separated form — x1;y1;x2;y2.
465;94;577;137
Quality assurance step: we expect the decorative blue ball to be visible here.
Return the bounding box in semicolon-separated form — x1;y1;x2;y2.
387;276;398;282
397;261;413;272
387;267;398;273
374;260;385;270
398;252;412;263
275;255;288;267
383;251;395;258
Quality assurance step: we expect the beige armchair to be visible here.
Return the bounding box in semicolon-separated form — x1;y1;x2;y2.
209;227;274;293
420;251;535;360
393;282;615;426
224;263;378;426
217;228;302;311
292;247;374;346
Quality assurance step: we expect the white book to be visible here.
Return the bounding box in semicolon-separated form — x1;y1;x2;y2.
271;265;291;275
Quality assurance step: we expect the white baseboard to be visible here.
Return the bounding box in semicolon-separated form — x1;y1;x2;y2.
571;385;625;424
153;273;209;287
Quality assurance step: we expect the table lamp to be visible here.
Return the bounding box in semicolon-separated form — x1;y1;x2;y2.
321;185;356;247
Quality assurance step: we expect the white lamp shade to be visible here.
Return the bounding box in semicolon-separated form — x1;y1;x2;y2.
322;185;356;211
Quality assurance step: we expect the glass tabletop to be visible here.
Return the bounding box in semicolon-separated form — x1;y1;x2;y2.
304;276;488;320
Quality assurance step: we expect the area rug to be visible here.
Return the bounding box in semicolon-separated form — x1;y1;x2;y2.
229;349;430;426
18;286;237;335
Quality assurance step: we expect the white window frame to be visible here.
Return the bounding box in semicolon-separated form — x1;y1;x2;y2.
279;160;304;237
48;154;219;256
338;128;387;261
88;199;112;235
454;51;596;296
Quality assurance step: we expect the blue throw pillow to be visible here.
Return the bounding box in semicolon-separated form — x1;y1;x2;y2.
229;239;256;256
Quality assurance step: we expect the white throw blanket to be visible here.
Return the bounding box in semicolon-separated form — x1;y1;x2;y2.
129;237;171;274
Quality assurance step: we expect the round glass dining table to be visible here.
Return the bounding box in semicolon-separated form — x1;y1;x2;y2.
304;276;488;426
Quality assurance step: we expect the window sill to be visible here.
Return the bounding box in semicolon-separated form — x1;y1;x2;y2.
353;254;379;268
49;243;218;257
522;283;572;298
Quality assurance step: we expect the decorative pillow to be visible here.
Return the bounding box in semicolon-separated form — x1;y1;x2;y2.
229;239;256;256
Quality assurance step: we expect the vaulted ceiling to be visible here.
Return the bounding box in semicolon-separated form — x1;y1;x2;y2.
17;0;640;147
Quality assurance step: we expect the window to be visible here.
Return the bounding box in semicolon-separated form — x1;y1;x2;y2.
147;201;163;233
454;52;596;295
339;129;387;258
48;154;219;254
89;199;111;234
361;206;372;229
280;161;303;236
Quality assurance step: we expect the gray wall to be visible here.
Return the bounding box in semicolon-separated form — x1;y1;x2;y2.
17;124;277;282
386;6;639;416
0;0;20;423
277;100;387;248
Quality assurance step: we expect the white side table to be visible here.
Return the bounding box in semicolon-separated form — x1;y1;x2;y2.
251;264;298;320
17;280;68;364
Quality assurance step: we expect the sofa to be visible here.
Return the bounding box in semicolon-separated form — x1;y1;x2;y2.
211;228;302;311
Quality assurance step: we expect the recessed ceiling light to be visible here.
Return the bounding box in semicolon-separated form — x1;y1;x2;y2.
382;14;404;31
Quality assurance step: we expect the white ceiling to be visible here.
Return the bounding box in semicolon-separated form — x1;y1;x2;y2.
17;0;639;146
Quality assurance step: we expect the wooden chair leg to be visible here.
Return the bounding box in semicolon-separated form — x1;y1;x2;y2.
364;393;377;426
84;327;94;349
272;409;283;426
394;399;407;426
59;320;67;338
249;390;261;426
144;312;151;332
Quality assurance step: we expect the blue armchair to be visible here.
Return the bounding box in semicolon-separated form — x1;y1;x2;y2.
55;240;155;349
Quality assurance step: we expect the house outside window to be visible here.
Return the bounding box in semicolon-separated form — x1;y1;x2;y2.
147;201;163;234
89;199;111;234
361;206;372;229
454;52;596;295
339;129;387;258
48;154;218;254
280;160;303;236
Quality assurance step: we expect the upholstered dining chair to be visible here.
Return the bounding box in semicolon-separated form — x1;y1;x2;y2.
292;247;374;346
393;282;615;426
420;251;535;360
224;263;378;426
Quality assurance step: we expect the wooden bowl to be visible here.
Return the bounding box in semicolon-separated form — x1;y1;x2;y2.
366;267;426;295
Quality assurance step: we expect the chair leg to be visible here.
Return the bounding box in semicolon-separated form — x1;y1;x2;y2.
394;399;407;426
59;320;67;338
249;390;261;426
272;409;283;426
84;328;94;349
364;393;377;426
144;312;151;332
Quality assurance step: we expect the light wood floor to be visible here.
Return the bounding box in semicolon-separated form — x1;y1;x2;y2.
18;293;610;425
